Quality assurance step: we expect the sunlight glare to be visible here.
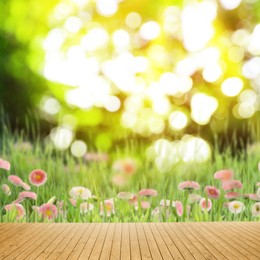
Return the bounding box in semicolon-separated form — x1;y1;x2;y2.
139;21;160;41
71;140;87;157
191;93;218;125
125;12;142;29
50;126;74;150
219;0;242;10
96;0;118;17
221;77;243;97
169;111;188;131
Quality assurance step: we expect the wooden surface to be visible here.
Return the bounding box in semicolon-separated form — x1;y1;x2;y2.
0;222;260;259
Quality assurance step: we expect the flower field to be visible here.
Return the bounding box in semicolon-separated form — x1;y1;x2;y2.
1;134;260;223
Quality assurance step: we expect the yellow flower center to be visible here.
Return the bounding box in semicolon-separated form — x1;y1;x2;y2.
233;204;240;209
36;174;42;180
46;209;52;216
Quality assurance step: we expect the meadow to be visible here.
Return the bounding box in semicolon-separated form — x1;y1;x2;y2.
1;127;260;223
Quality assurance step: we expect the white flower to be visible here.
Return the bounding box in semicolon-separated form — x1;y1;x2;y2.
80;202;94;214
252;202;260;217
228;201;245;214
69;186;92;200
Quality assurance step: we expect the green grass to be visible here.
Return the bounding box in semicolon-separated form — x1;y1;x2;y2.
0;129;260;223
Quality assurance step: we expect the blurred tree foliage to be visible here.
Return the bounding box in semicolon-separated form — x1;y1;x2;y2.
1;0;260;153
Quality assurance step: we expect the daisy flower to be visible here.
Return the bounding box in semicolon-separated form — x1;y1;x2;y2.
175;201;183;217
29;169;47;187
178;181;200;191
112;158;137;175
38;203;58;220
4;203;26;220
0;158;10;171
117;192;134;200
199;198;212;212
139;189;158;197
204;186;220;199
214;170;233;182
80;202;94;214
222;180;243;191
100;199;115;217
228;201;245;214
2;184;11;196
252;203;260;217
8;175;30;190
69;186;91;200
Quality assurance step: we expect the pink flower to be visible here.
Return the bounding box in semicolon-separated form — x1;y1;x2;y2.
18;191;37;200
112;174;128;187
225;192;241;199
214;170;233;182
128;194;138;206
175;201;183;217
85;153;108;162
249;194;260;201
8;175;29;190
100;199;115;217
20;182;30;191
38;203;58;220
178;181;200;190
135;201;151;210
199;198;212;212
0;158;10;171
117;192;134;200
57;201;64;210
69;198;77;207
204;186;220;199
29;169;47;187
4;203;26;220
112;158;137;175
222;180;243;191
139;189;158;197
2;184;11;196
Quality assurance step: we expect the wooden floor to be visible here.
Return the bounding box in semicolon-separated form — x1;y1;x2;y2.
0;222;260;259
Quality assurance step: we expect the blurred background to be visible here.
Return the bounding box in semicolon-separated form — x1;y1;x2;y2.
1;0;260;168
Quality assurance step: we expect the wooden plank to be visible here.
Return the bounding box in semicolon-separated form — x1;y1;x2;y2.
221;222;260;245
57;224;89;259
135;223;152;260
191;223;238;260
89;223;109;260
201;222;258;259
0;224;49;257
142;223;163;260
11;224;63;260
0;223;28;244
78;224;102;259
186;223;227;260
67;224;96;260
36;224;75;259
46;224;82;260
176;223;217;260
121;223;130;260
129;223;141;260
212;222;260;255
165;223;199;259
110;223;122;260
152;223;176;259
100;223;116;260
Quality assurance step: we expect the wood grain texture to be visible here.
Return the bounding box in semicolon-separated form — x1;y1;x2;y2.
0;222;259;259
